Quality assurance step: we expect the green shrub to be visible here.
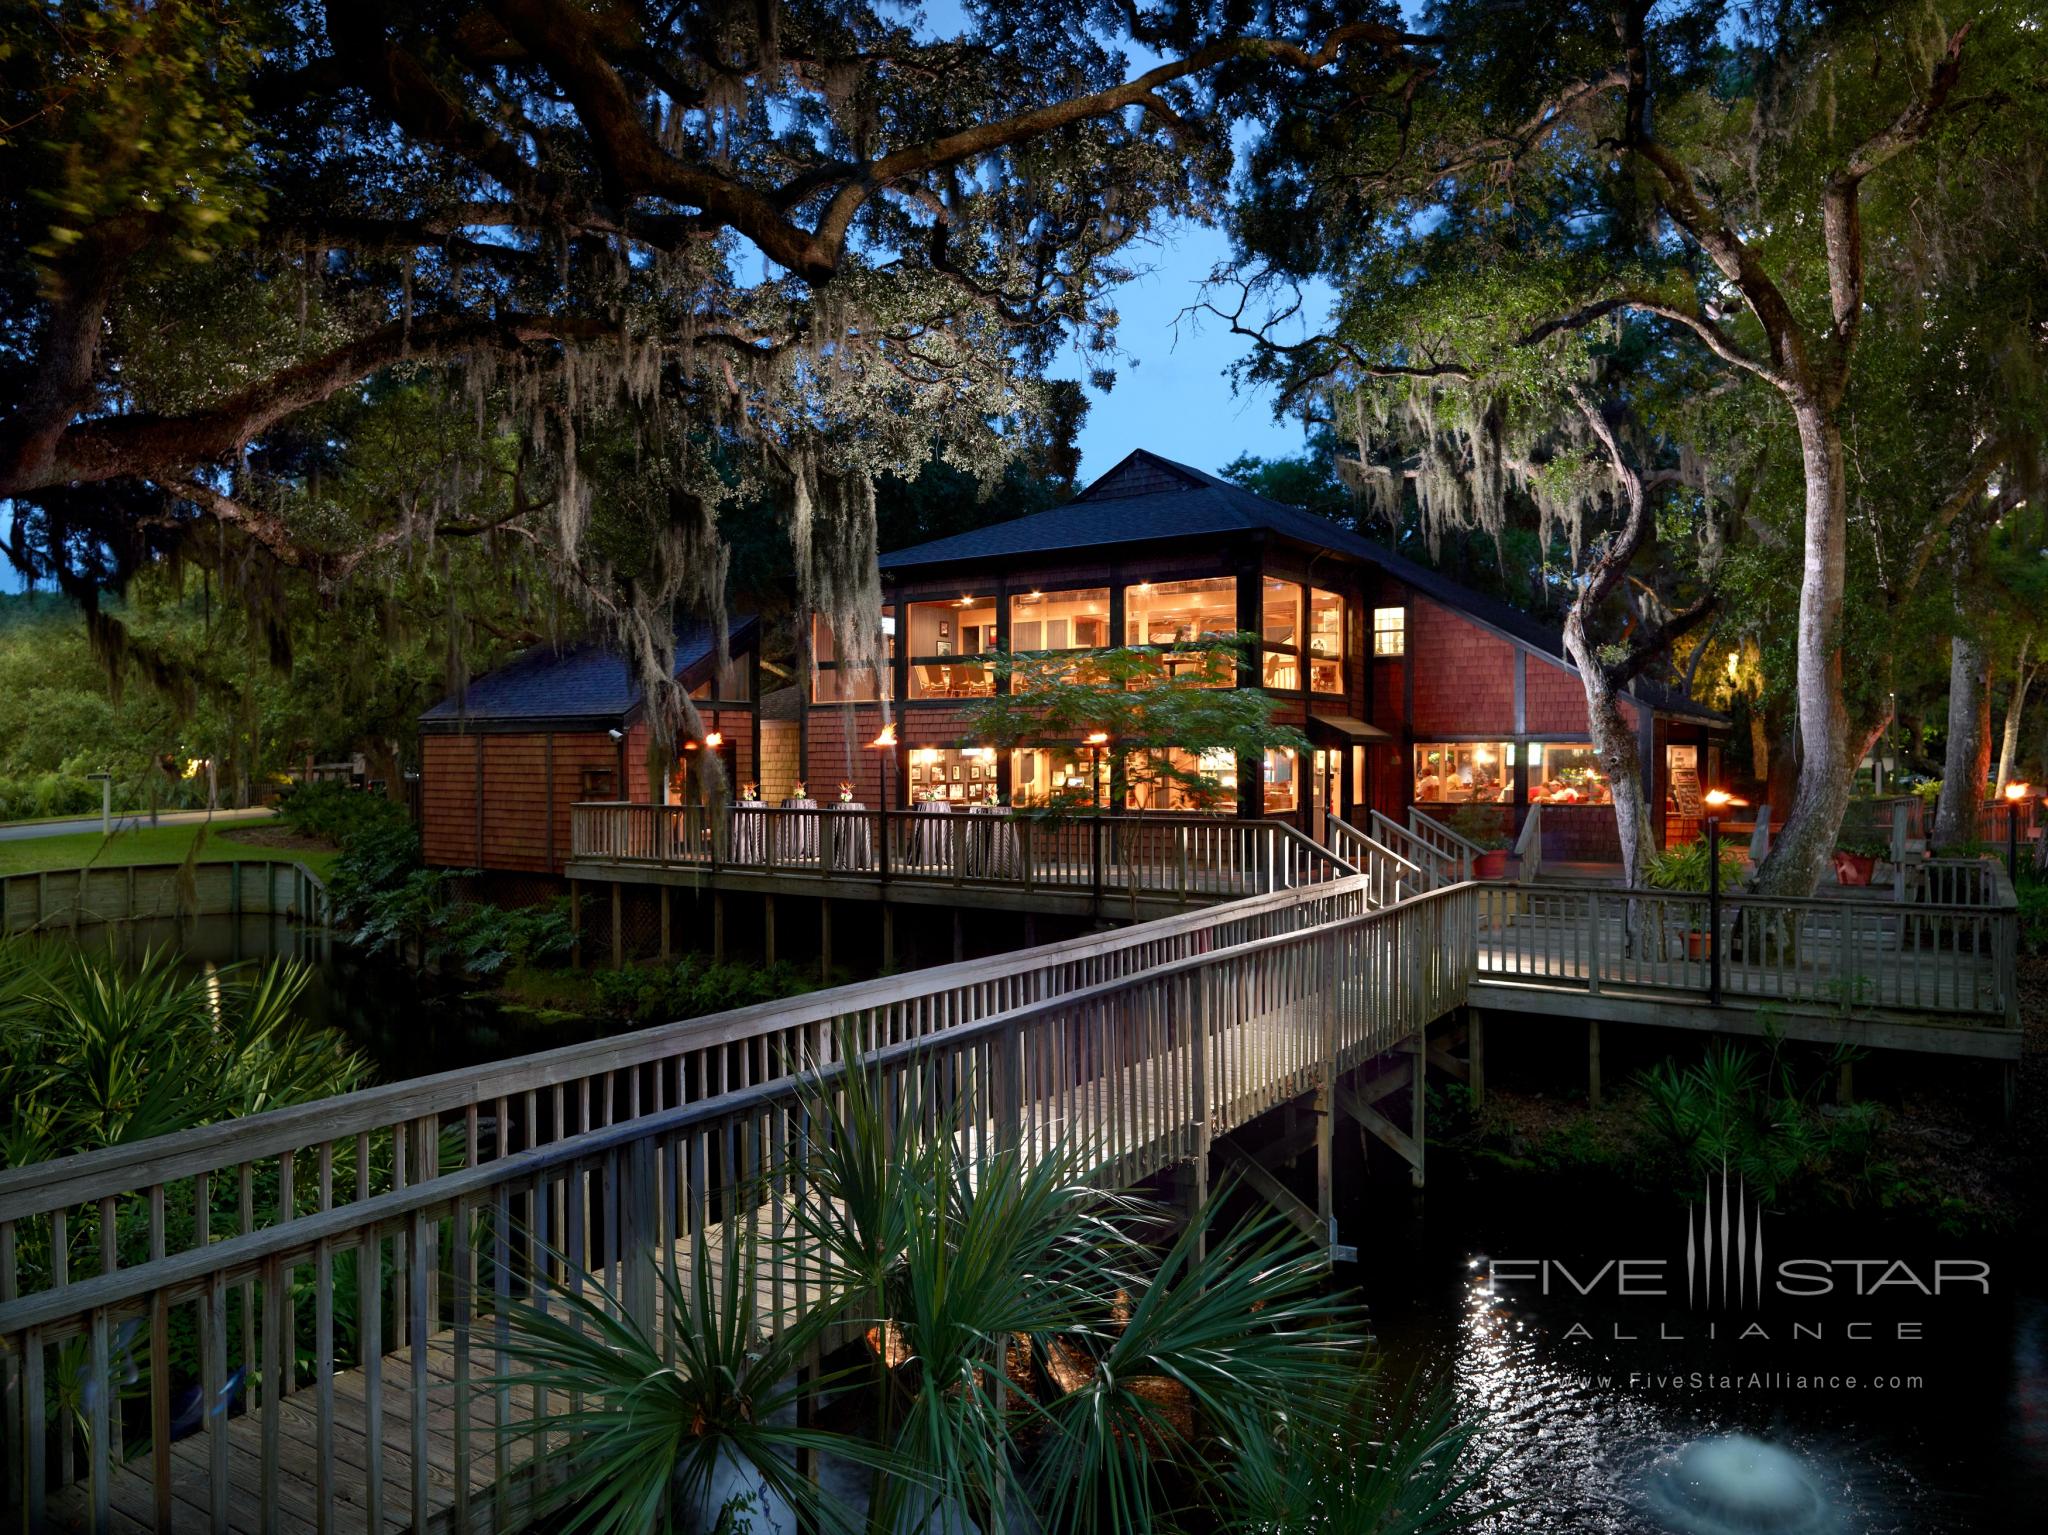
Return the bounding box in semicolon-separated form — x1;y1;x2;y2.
326;818;425;921
277;780;408;845
593;955;816;1025
1645;838;1746;893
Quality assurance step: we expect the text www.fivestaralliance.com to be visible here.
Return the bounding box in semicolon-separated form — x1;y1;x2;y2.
1605;1372;1925;1392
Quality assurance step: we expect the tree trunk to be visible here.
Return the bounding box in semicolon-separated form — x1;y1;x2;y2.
361;737;405;802
1561;623;1658;893
1753;402;1860;895
1933;634;1992;847
1995;638;2034;794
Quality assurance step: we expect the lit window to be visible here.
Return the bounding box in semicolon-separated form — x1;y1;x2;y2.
1526;743;1613;805
1010;746;1108;809
1009;588;1111;652
1262;747;1299;813
1123;748;1237;813
1373;606;1406;657
908;746;1001;805
1125;577;1236;646
1308;588;1344;692
811;607;894;702
1413;743;1513;804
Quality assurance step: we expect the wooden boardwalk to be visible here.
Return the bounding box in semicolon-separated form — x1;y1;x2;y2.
6;845;1471;1535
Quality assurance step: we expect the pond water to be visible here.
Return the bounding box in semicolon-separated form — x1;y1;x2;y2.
1340;1164;2045;1533
75;915;2048;1531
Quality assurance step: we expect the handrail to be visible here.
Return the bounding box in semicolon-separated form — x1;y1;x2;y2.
1;872;1478;1533
1368;809;1455;889
1324;815;1422;907
1514;802;1543;884
1406;806;1485;883
0;874;1365;1231
0;882;1478;1337
1473;876;2016;1023
568;803;1356;899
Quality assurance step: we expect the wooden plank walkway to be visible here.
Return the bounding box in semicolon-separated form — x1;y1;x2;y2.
40;1004;1335;1535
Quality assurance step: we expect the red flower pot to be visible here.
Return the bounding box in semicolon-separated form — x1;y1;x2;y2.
1473;848;1509;880
1831;851;1874;886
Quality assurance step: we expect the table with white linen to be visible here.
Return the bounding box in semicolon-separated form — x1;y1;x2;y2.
774;798;819;863
727;802;769;864
825;802;873;871
964;804;1022;879
908;800;953;869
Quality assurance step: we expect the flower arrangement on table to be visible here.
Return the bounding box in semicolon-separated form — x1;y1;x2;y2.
838;781;855;803
739;782;760;802
791;780;807;800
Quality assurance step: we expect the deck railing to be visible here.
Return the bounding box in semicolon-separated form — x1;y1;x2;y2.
1323;815;1424;907
1367;809;1458;888
0;873;1476;1534
1405;807;1485;884
570;803;1353;903
1475;865;2017;1024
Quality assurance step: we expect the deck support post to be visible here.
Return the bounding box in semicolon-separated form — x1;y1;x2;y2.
713;891;725;962
1410;1032;1427;1189
1315;930;1340;1251
952;909;964;964
1468;1009;1486;1109
1587;1017;1602;1107
659;886;671;962
610;883;624;970
1837;1058;1854;1106
881;903;895;971
763;894;776;965
820;900;833;982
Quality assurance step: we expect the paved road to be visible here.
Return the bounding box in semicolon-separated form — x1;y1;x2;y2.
0;806;278;843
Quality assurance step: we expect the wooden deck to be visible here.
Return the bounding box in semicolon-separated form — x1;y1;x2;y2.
1471;879;2020;1058
5;846;1470;1535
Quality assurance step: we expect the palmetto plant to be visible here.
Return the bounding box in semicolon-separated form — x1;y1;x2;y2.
494;1048;1494;1534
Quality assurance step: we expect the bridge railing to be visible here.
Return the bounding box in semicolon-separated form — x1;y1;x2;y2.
0;878;1476;1534
1367;809;1458;888
1474;872;2017;1023
1324;815;1424;907
570;804;1353;900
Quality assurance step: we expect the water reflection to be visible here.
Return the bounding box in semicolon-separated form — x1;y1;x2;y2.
1345;1180;2045;1533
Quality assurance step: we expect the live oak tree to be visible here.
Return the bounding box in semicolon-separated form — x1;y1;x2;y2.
1225;0;2048;895
1;0;1430;778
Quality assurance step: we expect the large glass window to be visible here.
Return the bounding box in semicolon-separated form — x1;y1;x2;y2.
1307;588;1344;693
1262;747;1299;813
1011;746;1108;809
1373;606;1406;657
1125;577;1236;646
1527;743;1613;805
908;746;1000;805
1261;579;1302;690
1009;587;1111;652
907;594;997;698
1413;742;1513;804
1123;748;1237;813
811;607;894;702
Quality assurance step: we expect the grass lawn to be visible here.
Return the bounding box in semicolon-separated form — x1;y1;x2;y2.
0;818;339;880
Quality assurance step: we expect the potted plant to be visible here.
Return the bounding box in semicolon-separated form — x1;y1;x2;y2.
1831;834;1886;887
1446;803;1513;879
1646;839;1747;960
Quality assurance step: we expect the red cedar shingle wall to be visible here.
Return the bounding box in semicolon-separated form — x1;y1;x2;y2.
1524;653;1635;734
1408;599;1515;735
422;729;624;874
804;705;887;805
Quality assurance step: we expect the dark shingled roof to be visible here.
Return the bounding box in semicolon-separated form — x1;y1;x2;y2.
880;450;1725;726
419;617;756;730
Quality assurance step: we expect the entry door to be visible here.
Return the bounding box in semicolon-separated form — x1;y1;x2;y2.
1311;749;1340;840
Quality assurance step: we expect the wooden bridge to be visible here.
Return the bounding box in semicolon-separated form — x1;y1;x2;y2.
0;804;2022;1533
0;825;1467;1534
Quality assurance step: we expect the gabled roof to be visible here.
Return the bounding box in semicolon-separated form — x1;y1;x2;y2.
419;616;756;732
880;449;1726;726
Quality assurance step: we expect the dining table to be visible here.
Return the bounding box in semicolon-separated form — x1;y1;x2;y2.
774;798;819;863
